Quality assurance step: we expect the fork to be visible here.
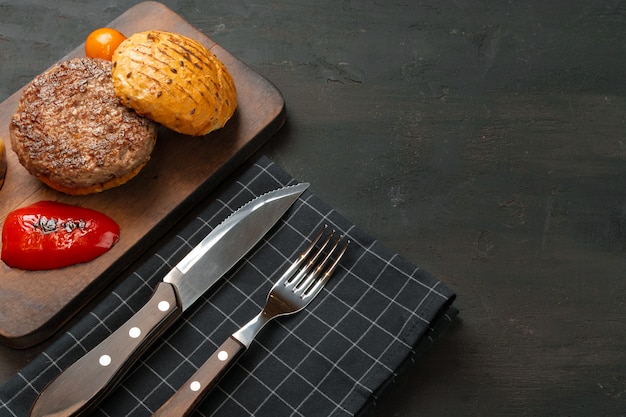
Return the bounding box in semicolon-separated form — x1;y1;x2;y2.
152;225;349;417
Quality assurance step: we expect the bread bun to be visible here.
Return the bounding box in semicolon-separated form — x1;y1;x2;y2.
10;57;158;195
111;30;237;136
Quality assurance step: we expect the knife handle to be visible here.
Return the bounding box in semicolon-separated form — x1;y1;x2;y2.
30;282;183;417
152;336;245;417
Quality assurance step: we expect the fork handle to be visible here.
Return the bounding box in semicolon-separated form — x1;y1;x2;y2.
152;336;245;417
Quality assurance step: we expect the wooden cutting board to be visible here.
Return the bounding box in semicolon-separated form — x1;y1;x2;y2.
0;1;286;349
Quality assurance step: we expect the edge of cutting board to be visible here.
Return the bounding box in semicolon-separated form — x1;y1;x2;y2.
0;1;286;349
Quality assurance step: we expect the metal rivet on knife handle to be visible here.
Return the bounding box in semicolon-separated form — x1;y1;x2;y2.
28;183;309;417
29;282;183;417
152;226;348;417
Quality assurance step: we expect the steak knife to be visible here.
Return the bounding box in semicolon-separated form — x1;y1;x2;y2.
29;182;309;417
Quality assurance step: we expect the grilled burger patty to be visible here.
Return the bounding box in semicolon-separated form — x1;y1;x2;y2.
10;57;157;195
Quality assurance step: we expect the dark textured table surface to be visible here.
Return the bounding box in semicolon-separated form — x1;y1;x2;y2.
1;1;625;416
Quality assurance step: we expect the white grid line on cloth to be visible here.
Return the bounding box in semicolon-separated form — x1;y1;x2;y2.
256;160;293;192
153;235;194;269
0;397;18;417
0;158;456;417
101;278;154;328
24;339;79;396
140;317;222;394
327;265;442;415
345;240;449;314
136;272;253;395
291;254;407;416
224;161;290;212
192;232;312;417
318;244;411;352
218;324;354;417
298;194;449;324
3;351;64;409
131;216;292;403
34;352;60;382
404;278;443;328
296;232;416;355
277;215;450;416
248;329;354;417
198;197;447;417
137;216;357;417
127;362;167;408
136;348;210;411
8;163;279;415
192;283;313;416
12;300;123;400
226;222;359;417
150;204;307;350
208;385;262;417
118;382;155;417
339;244;444;330
123;172;303;412
197;197;338;415
0;372;28;417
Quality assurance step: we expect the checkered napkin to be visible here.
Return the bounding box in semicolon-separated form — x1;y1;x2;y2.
0;156;457;417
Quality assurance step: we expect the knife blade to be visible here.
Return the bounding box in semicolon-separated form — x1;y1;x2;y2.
29;182;309;417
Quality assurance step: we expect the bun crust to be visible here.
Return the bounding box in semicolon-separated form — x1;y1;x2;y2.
10;57;158;195
111;30;237;136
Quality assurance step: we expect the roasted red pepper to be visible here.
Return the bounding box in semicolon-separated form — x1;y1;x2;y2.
1;201;120;270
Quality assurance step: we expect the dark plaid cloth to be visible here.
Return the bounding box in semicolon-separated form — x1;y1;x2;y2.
0;156;457;417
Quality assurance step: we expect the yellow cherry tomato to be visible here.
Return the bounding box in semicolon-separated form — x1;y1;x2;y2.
85;28;127;61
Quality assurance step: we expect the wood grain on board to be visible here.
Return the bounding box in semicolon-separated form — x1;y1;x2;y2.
0;1;286;348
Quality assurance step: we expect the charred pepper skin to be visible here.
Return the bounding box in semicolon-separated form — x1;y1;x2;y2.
1;201;120;270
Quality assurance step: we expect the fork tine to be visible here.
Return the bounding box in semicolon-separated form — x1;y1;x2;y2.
275;225;327;287
296;232;340;292
302;236;349;297
291;228;335;289
152;225;349;417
